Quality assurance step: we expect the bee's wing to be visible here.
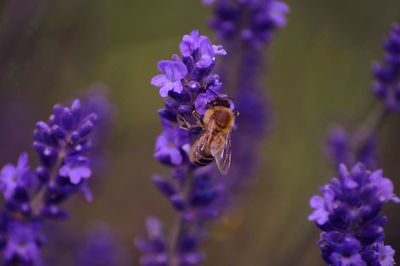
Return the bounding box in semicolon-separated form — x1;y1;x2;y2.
211;129;232;175
189;118;216;164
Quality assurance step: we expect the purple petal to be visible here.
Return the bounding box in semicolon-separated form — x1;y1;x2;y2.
155;135;169;151
59;165;69;177
308;195;329;225
179;30;200;57
195;92;214;115
171;81;184;94
1;164;16;177
212;44;227;56
269;1;290;28
197;55;213;68
198;36;214;59
69;169;83;184
17;153;28;169
159;82;174;97
80;185;93;202
169;148;183;165
151;74;169;87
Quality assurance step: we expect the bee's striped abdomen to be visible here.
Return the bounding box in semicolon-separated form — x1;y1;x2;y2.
190;135;215;166
192;150;214;166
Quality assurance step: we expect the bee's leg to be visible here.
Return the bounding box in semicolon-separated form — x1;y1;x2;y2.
177;114;191;130
233;111;239;117
192;110;204;126
178;112;204;131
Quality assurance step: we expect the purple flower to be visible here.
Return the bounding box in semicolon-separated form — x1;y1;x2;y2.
325;125;378;170
154;119;189;166
372;23;400;111
136;216;205;266
330;250;366;266
76;223;126;266
0;153;30;199
59;156;92;185
140;30;231;266
268;1;290;28
0;88;109;263
176;234;204;265
3;221;42;264
197;36;227;68
180;30;201;57
207;0;290;49
362;242;395;266
151;56;188;97
194;92;217;116
308;163;398;265
33;99;98;198
308;185;334;225
135;217;168;266
179;30;227;63
201;0;289;217
151;29;226;120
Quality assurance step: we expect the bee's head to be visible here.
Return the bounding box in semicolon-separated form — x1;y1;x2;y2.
207;97;231;109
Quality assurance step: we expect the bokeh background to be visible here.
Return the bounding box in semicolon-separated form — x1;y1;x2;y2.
1;0;400;265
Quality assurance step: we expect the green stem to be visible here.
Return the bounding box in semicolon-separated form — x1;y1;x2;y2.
351;106;389;160
169;169;195;266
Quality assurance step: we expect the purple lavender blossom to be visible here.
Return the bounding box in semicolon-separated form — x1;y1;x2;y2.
136;216;205;266
0;91;111;264
135;217;169;265
151;57;188;97
59;156;92;185
137;30;230;265
372;23;400;111
32;99;98;208
207;0;289;49
76;223;126;266
0;153;31;200
154;119;189;166
324;25;400;172
3;221;42;265
308;163;398;265
152;30;226;121
202;0;289;215
179;30;201;57
325;125;378;170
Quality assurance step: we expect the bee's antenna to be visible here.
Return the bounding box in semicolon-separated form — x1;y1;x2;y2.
205;88;235;101
205;88;219;97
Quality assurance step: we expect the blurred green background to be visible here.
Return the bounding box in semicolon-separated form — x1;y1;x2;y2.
1;0;400;265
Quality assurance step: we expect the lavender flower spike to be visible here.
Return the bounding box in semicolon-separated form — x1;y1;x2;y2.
372;23;400;111
201;0;289;217
137;30;231;265
0;90;113;264
3;221;42;264
0;152;31;200
309;163;399;265
325;125;378;170
207;0;290;49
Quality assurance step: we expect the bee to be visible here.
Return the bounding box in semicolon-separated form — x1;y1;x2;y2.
178;97;238;175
